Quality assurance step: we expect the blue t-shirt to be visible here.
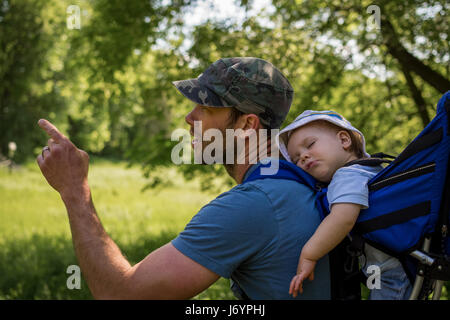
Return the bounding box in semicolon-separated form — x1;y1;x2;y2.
327;164;383;209
171;164;331;300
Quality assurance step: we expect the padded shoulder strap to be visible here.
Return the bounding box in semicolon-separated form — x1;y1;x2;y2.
243;159;329;219
243;159;319;190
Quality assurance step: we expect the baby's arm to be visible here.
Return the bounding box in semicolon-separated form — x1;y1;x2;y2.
289;203;361;297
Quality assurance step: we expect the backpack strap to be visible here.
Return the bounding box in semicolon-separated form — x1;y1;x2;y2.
344;153;395;168
244;159;318;188
244;159;329;220
370;152;396;160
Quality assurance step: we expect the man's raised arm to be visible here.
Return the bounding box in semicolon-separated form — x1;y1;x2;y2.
36;119;219;299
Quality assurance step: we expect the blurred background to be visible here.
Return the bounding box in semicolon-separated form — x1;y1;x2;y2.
0;0;449;299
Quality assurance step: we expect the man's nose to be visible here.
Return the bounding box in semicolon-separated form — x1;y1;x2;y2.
185;106;197;127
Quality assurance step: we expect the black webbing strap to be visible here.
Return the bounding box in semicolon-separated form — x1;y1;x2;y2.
328;237;362;300
345;158;392;167
369;162;436;192
370;152;396;160
393;128;443;165
344;153;395;168
353;201;431;235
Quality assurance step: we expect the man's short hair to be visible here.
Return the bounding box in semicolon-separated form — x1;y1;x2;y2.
227;107;269;130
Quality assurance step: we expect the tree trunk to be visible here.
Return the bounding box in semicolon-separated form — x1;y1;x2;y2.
400;65;431;127
380;18;450;94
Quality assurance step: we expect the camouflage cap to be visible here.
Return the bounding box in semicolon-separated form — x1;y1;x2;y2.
172;57;294;128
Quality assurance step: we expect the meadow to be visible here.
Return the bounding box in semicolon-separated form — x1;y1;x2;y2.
1;158;447;300
0;158;235;300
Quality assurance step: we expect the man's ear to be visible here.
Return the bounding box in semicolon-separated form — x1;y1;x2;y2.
234;113;260;131
244;113;261;130
337;130;352;150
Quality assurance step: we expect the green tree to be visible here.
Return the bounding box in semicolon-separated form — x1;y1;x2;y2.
158;0;449;188
0;0;192;164
0;0;68;162
269;0;449;127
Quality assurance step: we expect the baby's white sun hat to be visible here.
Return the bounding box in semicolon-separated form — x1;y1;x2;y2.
276;110;370;162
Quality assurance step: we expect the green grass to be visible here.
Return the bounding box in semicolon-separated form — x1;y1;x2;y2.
1;159;448;300
0;159;235;300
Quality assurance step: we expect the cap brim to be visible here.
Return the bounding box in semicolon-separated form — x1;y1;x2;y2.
172;79;231;107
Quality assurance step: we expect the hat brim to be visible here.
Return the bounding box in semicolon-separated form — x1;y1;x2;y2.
172;79;232;108
276;130;292;162
276;116;371;162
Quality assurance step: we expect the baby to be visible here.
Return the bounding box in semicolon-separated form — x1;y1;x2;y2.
276;110;412;300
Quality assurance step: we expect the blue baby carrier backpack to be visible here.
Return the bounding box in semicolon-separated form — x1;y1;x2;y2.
244;91;450;300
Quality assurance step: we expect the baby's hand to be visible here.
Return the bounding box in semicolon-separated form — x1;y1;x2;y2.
289;257;316;298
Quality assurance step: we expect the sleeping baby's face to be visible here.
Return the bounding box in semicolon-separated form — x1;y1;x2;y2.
286;122;356;182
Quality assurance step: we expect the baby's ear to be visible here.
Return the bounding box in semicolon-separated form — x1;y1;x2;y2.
337;130;352;149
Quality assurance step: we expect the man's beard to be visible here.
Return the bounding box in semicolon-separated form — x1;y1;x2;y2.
194;129;240;166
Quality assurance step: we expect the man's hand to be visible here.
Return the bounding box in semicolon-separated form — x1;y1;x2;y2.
36;119;90;197
289;255;316;298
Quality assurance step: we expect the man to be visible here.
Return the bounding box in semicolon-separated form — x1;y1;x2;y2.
37;57;331;299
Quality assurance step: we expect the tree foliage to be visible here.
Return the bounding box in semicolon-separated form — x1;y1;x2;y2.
0;0;448;189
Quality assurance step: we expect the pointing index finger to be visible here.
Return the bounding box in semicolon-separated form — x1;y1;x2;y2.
38;119;65;142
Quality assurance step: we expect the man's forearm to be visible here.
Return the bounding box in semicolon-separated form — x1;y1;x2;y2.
60;184;131;299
